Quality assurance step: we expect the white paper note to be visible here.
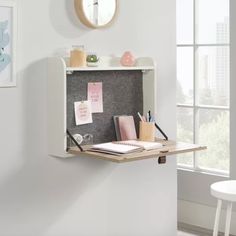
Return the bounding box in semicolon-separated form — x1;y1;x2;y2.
74;100;93;125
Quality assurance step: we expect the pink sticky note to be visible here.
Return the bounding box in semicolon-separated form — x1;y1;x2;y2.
87;82;103;113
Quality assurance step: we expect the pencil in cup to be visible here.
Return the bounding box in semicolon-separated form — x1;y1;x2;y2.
139;121;155;141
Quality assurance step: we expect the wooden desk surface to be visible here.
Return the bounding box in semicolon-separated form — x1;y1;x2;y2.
68;139;207;163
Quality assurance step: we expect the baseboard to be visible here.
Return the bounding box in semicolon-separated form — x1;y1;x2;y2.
178;222;234;236
178;200;236;235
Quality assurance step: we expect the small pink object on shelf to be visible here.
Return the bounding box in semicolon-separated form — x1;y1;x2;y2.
120;51;136;66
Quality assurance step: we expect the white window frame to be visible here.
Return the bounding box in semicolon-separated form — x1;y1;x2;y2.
177;0;230;176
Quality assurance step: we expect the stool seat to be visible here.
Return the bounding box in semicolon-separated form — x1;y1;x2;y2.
211;180;236;236
211;180;236;202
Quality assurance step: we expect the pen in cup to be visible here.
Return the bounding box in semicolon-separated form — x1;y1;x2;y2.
138;112;155;141
137;112;144;122
137;111;168;140
146;112;149;122
148;110;151;122
138;111;153;123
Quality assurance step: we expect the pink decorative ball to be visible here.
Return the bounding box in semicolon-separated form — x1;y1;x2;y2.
120;51;136;66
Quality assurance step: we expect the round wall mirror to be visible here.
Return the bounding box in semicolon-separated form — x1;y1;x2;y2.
74;0;118;29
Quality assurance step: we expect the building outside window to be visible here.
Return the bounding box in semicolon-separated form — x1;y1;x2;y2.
176;0;230;174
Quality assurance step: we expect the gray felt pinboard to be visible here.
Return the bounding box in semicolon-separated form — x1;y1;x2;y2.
67;70;143;144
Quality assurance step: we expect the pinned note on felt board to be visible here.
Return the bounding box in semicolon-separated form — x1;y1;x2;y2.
87;82;103;113
74;100;93;125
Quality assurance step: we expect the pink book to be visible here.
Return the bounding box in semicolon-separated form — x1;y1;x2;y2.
118;116;137;141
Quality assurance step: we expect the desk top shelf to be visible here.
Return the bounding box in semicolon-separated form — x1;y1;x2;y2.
66;66;155;72
62;56;155;72
68;139;207;163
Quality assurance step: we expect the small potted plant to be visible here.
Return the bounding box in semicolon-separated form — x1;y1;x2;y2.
86;53;99;67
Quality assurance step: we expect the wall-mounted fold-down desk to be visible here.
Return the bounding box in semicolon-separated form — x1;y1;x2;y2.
68;139;206;163
47;56;206;162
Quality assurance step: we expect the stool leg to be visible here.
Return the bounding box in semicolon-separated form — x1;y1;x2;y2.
225;202;232;236
213;199;222;236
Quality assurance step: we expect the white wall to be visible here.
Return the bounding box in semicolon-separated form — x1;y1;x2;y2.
0;0;176;236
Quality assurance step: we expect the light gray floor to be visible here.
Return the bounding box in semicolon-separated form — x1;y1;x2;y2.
178;230;235;236
178;225;235;236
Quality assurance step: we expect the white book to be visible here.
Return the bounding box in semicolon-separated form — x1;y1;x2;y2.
116;140;163;150
89;142;143;155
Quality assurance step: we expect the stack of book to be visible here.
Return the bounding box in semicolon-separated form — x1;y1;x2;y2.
88;140;163;156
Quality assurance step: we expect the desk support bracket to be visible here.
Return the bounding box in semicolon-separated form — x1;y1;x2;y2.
155;123;168;140
66;129;84;152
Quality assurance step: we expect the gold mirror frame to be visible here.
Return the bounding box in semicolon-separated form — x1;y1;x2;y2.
74;0;118;29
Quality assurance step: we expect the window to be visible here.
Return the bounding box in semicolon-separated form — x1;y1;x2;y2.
177;0;230;174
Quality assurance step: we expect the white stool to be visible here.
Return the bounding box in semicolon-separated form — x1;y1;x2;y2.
211;180;236;236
